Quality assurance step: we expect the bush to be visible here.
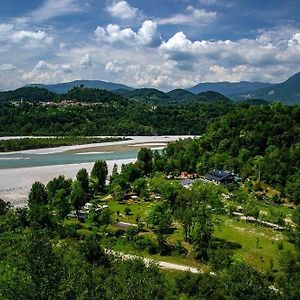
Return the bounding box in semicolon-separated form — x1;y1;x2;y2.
209;249;233;271
278;240;284;250
172;240;187;257
124;207;132;216
133;236;158;254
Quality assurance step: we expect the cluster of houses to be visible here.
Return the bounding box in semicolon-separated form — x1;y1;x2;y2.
178;169;237;188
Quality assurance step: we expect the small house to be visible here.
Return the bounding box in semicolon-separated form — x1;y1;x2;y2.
204;170;235;184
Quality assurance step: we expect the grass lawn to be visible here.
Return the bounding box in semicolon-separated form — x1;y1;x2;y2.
75;193;296;273
214;216;295;271
95;195;157;223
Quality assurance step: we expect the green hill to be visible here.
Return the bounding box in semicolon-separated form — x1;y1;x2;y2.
236;72;300;105
0;87;57;102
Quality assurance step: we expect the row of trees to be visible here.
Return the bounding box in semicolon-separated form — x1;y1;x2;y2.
28;160;108;227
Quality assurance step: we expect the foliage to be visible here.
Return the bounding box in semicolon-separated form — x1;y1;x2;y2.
91;160;108;193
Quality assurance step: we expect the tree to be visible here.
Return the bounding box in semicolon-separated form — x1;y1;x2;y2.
105;259;167;300
28;182;52;228
147;203;172;252
91;161;108;193
69;181;86;219
132;177;147;196
46;176;72;201
193;205;215;262
28;182;48;206
76;168;89;194
89;207;113;227
51;189;71;221
175;189;194;241
80;235;109;267
137;148;153;176
24;230;65;300
292;206;300;248
220;263;275;299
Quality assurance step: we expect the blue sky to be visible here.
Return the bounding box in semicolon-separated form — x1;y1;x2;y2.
0;0;300;91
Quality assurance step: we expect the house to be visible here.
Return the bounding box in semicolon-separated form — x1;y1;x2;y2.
204;170;235;184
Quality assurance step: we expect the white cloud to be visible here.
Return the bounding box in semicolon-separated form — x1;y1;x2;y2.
160;30;300;67
22;60;73;83
95;20;161;47
105;60;125;74
0;64;16;71
11;30;53;47
106;1;139;20
80;54;92;68
157;6;217;26
0;23;14;33
0;20;54;50
30;0;84;22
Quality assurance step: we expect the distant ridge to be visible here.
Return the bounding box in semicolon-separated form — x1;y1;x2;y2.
27;80;134;94
187;81;273;97
235;72;300;105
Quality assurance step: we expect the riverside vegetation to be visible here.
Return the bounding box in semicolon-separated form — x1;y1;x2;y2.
0;136;126;152
1;102;300;299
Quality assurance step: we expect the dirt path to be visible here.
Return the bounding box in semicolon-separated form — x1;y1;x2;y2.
105;249;200;274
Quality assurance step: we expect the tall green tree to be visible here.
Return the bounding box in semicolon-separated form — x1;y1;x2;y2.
137;148;153;176
28;182;48;206
193;205;215;262
69;181;86;219
76;168;89;194
91;160;108;193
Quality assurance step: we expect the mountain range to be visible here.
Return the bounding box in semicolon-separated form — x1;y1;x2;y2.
4;71;300;105
27;80;133;94
187;81;274;96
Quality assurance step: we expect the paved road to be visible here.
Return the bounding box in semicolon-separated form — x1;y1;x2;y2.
105;249;200;274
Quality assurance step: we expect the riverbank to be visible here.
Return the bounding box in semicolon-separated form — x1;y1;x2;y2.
0;158;136;207
0;136;196;206
0;136;127;152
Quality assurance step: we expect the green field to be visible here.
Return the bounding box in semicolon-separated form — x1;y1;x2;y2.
84;195;296;272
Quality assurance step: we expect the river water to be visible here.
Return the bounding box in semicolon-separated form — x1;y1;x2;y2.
0;150;139;169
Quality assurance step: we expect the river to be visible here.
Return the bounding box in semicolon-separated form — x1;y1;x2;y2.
0;136;194;207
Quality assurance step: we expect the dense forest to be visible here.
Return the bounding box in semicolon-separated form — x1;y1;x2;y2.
1;148;300;299
0;100;235;136
155;103;300;203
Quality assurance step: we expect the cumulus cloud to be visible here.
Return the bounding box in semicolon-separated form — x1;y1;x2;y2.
157;6;217;26
160;29;300;68
80;54;92;68
11;30;53;47
106;1;139;20
95;20;161;47
22;60;73;83
30;0;84;22
105;60;125;74
0;20;54;49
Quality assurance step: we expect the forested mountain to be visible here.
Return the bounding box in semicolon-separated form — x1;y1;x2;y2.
27;80;133;94
63;86;125;103
0;99;235;136
117;88;231;104
236;72;300;105
166;89;195;102
188;81;273;96
0;87;57;102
